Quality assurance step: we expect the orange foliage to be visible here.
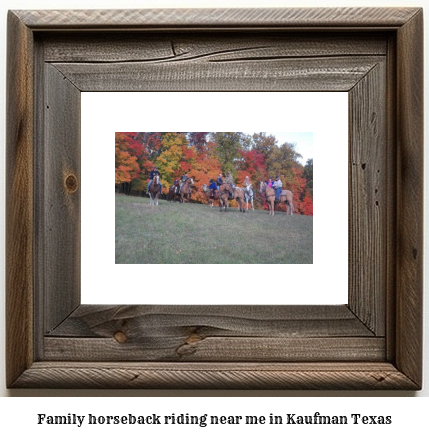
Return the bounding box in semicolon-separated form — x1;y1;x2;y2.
115;132;313;215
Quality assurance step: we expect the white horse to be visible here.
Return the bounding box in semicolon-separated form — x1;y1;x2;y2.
243;183;255;211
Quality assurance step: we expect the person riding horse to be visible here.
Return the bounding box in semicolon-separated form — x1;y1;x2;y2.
273;175;283;202
179;172;189;193
208;179;217;198
224;171;235;198
173;178;180;193
147;167;162;194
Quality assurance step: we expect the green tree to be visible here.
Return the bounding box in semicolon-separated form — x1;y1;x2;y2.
266;141;302;177
211;132;244;178
303;158;313;196
251;132;277;160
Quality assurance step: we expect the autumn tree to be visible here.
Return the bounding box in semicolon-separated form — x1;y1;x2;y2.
187;132;209;154
265;141;302;177
114;131;313;213
303;158;313;196
251;132;277;161
211;132;244;178
115;132;140;194
154;132;187;191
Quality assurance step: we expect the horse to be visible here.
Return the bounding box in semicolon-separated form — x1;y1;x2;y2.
232;187;246;213
280;189;295;215
218;183;232;212
149;174;161;206
243;183;255;211
259;181;294;216
259;181;275;215
168;184;180;202
202;184;218;207
180;177;194;203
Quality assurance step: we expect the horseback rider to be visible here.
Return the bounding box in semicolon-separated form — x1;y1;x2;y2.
224;171;235;198
208;179;217;198
147;166;162;194
179;172;189;193
243;175;251;187
173;178;180;193
216;173;223;187
273;174;283;202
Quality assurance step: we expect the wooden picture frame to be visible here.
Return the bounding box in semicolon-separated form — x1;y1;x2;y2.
6;7;423;390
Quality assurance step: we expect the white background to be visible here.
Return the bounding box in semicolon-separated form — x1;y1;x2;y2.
82;92;348;305
0;0;427;419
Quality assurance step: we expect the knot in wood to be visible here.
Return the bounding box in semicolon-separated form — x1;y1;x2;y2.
186;333;203;344
114;331;128;343
65;174;78;193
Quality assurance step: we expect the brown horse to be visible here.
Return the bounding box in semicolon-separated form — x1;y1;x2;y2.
259;181;275;215
218;183;232;212
168;184;180;202
232;187;246;213
149;174;161;206
202;184;218;207
180;177;194;203
279;189;295;215
259;181;294;216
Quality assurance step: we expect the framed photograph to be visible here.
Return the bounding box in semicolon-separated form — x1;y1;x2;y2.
6;7;423;389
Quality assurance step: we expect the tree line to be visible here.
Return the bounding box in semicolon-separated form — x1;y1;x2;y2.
115;132;313;215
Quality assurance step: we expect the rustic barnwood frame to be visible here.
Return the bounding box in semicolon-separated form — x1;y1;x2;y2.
6;8;423;389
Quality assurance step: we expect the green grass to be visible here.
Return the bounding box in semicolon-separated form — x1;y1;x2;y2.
115;194;313;264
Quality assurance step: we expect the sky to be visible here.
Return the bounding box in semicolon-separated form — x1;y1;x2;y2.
251;131;313;166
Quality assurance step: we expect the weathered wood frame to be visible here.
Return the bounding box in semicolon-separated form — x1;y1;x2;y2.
6;8;423;390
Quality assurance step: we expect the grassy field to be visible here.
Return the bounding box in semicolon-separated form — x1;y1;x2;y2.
115;194;313;264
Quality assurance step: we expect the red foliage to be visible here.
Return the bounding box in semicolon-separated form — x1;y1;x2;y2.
301;193;313;216
114;132;313;215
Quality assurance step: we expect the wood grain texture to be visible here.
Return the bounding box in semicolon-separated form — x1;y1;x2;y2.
11;362;419;390
14;8;421;29
384;33;398;364
52;56;384;92
348;62;386;335
44;337;385;362
47;305;375;338
395;9;423;388
6;7;423;390
44;305;381;362
43;64;81;333
5;11;35;388
42;33;388;63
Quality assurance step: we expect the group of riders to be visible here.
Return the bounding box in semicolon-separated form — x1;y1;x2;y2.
208;172;284;202
147;166;284;202
147;167;191;196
